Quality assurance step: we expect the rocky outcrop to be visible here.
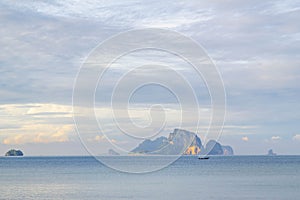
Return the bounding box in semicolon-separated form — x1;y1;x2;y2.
267;149;277;156
131;129;234;156
132;136;169;154
5;149;24;156
132;129;203;155
108;149;120;155
203;141;234;156
204;140;224;155
222;145;234;156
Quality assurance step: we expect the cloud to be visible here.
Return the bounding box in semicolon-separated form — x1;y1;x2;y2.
0;0;299;154
0;103;74;144
94;135;105;142
242;136;249;142
1;1;213;29
2;124;73;144
87;135;106;142
87;135;120;145
293;134;300;141
271;136;281;141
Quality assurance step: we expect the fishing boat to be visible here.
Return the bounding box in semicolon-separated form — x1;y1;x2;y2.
198;157;209;160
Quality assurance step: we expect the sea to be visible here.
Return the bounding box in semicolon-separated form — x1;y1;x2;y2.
0;156;299;200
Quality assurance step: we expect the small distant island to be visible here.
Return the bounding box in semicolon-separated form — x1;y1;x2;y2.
267;149;277;156
108;149;120;156
131;129;234;156
5;149;24;157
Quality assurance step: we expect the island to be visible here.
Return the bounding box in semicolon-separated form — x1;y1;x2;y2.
267;149;277;156
108;149;120;156
131;129;234;156
5;149;24;157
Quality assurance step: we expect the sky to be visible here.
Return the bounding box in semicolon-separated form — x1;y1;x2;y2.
0;0;300;155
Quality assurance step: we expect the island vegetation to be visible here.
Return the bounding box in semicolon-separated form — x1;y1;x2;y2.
5;149;24;157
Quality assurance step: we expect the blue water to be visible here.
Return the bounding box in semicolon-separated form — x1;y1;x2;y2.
0;156;299;200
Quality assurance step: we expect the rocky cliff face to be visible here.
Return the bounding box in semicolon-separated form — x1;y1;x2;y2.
132;129;202;155
131;129;233;156
204;140;234;156
131;136;169;154
108;149;120;155
204;140;224;155
222;145;234;156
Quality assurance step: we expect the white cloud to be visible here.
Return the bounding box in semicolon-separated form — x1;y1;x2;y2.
293;134;300;141
94;135;105;142
271;136;281;141
0;103;74;144
2;124;73;144
87;135;120;146
261;1;300;15
87;135;106;142
0;0;213;29
242;136;249;142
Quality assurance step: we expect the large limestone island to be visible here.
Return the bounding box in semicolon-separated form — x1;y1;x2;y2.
131;129;234;155
5;149;24;157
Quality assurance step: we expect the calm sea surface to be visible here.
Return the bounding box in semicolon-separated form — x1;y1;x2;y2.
0;156;299;200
